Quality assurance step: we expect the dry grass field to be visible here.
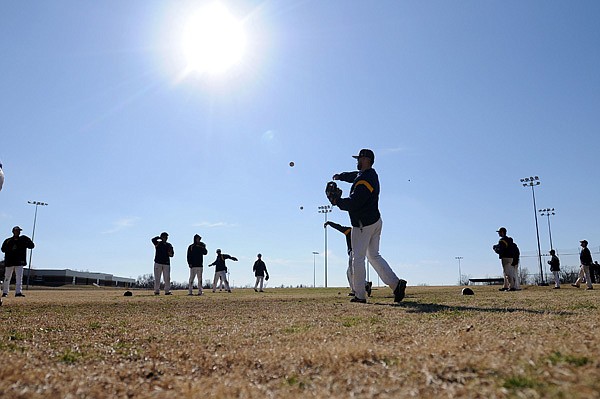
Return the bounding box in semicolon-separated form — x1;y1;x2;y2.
1;284;599;398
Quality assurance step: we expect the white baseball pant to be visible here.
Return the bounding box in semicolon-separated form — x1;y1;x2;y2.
154;262;171;294
2;265;24;295
501;258;515;289
213;271;230;292
188;267;203;294
351;218;400;300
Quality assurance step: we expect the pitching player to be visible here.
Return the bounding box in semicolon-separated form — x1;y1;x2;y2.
208;249;237;293
325;220;372;297
328;149;407;303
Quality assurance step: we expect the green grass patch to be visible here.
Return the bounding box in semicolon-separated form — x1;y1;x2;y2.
502;375;540;389
548;351;590;367
283;324;311;334
59;349;82;364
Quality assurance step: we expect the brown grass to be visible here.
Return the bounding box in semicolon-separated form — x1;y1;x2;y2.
1;285;599;398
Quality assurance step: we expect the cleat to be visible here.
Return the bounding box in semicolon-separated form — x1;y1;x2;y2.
164;292;172;296
350;297;367;303
348;292;355;297
498;287;508;291
366;281;373;297
15;293;25;297
394;279;407;302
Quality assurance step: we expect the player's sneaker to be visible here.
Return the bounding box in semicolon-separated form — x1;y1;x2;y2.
394;279;407;302
366;281;373;297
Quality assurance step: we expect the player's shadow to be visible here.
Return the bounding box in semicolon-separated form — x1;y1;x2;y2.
374;299;573;316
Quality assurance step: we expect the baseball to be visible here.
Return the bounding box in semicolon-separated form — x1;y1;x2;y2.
289;161;294;167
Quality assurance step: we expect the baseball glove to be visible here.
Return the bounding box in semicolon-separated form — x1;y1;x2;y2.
325;181;342;205
265;274;269;281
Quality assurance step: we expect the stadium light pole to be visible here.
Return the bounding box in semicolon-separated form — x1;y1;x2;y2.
520;176;547;285
539;208;556;251
312;252;319;288
455;256;463;285
318;205;332;287
26;200;48;290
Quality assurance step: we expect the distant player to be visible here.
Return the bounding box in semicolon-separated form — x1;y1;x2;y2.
328;149;407;304
151;232;174;295
209;249;237;293
2;226;35;297
572;240;594;290
253;253;269;292
325;220;372;297
493;227;517;291
187;234;208;296
548;249;561;289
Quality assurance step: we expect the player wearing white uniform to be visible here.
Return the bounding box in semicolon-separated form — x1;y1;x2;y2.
330;149;407;304
325;221;372;297
209;249;237;293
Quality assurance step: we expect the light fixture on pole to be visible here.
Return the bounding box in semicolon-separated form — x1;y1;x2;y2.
26;200;48;290
312;252;319;288
538;208;556;251
455;256;463;285
520;176;547;285
318;205;332;288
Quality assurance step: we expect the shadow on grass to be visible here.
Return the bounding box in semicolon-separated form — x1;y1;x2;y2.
373;300;573;316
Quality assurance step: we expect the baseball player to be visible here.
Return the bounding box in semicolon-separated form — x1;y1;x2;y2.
253;253;269;292
572;240;594;290
328;148;407;303
187;234;208;295
325;220;372;297
493;227;517;291
209;249;237;293
151;232;174;295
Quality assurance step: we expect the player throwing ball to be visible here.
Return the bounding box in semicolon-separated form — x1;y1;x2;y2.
327;149;407;304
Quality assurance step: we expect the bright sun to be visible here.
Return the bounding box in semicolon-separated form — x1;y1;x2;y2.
182;3;247;75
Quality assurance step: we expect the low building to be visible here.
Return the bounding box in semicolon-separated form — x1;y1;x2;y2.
0;265;135;288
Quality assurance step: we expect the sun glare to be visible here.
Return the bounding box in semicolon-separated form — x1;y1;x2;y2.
182;3;247;75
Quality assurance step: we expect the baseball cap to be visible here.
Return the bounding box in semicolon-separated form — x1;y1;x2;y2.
160;232;168;238
352;149;375;162
580;240;588;245
496;227;507;233
12;226;22;232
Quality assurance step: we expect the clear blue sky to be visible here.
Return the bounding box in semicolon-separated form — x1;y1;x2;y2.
1;1;599;288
